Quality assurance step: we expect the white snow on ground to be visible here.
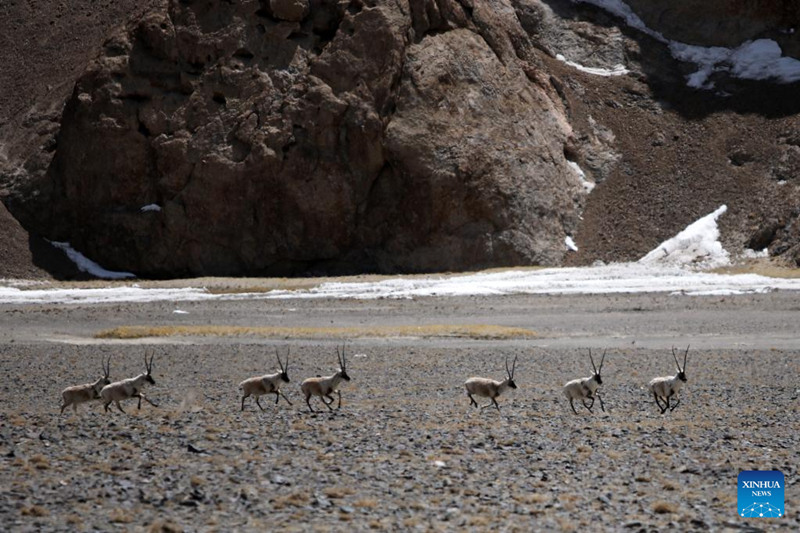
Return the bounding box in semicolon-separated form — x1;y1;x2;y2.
3;206;799;304
49;242;136;280
0;286;214;305
742;248;769;259
140;204;162;212
2;264;799;305
567;160;595;193
556;54;629;77
261;264;800;299
576;0;800;88
639;205;729;268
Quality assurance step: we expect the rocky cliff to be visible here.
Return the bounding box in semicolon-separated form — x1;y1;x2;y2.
1;0;799;278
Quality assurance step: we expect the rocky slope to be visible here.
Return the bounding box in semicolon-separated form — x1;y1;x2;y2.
1;0;799;278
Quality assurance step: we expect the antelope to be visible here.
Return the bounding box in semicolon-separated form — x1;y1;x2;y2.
649;346;689;414
100;351;158;413
563;349;606;414
60;355;112;414
240;347;292;411
300;344;350;412
464;355;518;411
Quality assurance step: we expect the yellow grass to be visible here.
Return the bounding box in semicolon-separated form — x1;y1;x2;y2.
21;505;49;517
95;324;537;340
652;501;678;514
712;263;800;278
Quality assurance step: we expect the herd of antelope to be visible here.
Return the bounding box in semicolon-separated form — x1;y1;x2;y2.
60;344;691;415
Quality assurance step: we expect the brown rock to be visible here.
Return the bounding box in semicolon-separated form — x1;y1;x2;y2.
270;0;310;22
2;0;584;277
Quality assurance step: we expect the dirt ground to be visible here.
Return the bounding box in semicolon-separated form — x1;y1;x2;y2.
0;290;798;531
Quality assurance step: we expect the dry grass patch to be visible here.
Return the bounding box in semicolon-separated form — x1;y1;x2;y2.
274;491;309;509
21;505;49;517
109;508;136;523
148;520;184;533
713;263;800;278
96;324;537;340
353;498;379;509
324;486;356;499
652;501;678;514
29;454;50;470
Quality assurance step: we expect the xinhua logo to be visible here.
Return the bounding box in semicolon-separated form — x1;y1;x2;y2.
738;471;784;518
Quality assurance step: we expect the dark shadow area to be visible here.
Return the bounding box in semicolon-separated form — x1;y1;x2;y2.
541;0;800;119
28;234;93;281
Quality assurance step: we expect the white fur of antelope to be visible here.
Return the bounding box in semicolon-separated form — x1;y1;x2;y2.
300;344;351;412
240;347;292;411
60;355;112;414
649;346;689;414
464;355;518;411
563;349;606;414
100;351;158;413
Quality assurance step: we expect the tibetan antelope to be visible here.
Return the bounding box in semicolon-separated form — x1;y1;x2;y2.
240;347;292;411
649;346;689;414
464;355;518;411
100;351;158;413
60;355;112;414
300;344;350;412
563;349;606;414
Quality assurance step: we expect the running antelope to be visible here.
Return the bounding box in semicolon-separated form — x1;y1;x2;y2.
60;355;112;414
464;355;518;411
649;346;689;414
100;351;157;413
300;344;350;412
240;347;292;411
563;349;606;414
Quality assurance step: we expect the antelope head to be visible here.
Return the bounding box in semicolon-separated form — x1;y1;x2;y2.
505;355;518;389
672;345;688;382
589;348;606;385
276;347;290;383
336;343;350;382
144;350;156;385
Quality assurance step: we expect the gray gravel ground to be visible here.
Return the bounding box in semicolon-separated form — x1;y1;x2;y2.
1;291;798;531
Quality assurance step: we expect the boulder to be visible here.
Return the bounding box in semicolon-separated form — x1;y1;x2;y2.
21;0;585;276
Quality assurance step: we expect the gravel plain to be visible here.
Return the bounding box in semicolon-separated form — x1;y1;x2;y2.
1;290;798;531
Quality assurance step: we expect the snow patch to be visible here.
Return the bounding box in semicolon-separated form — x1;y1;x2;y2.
565;236;579;252
639;205;729;268
742;248;769;259
577;0;800;88
0;286;213;305
50;241;136;280
556;54;630;77
140;204;162;212
173;309;189;314
567;160;595;193
2;207;798;304
260;264;800;299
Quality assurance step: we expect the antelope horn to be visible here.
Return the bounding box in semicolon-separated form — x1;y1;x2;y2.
672;346;681;371
589;348;597;374
683;345;689;372
599;349;606;373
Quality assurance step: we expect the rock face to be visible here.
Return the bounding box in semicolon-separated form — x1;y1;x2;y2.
25;0;584;276
2;0;800;278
